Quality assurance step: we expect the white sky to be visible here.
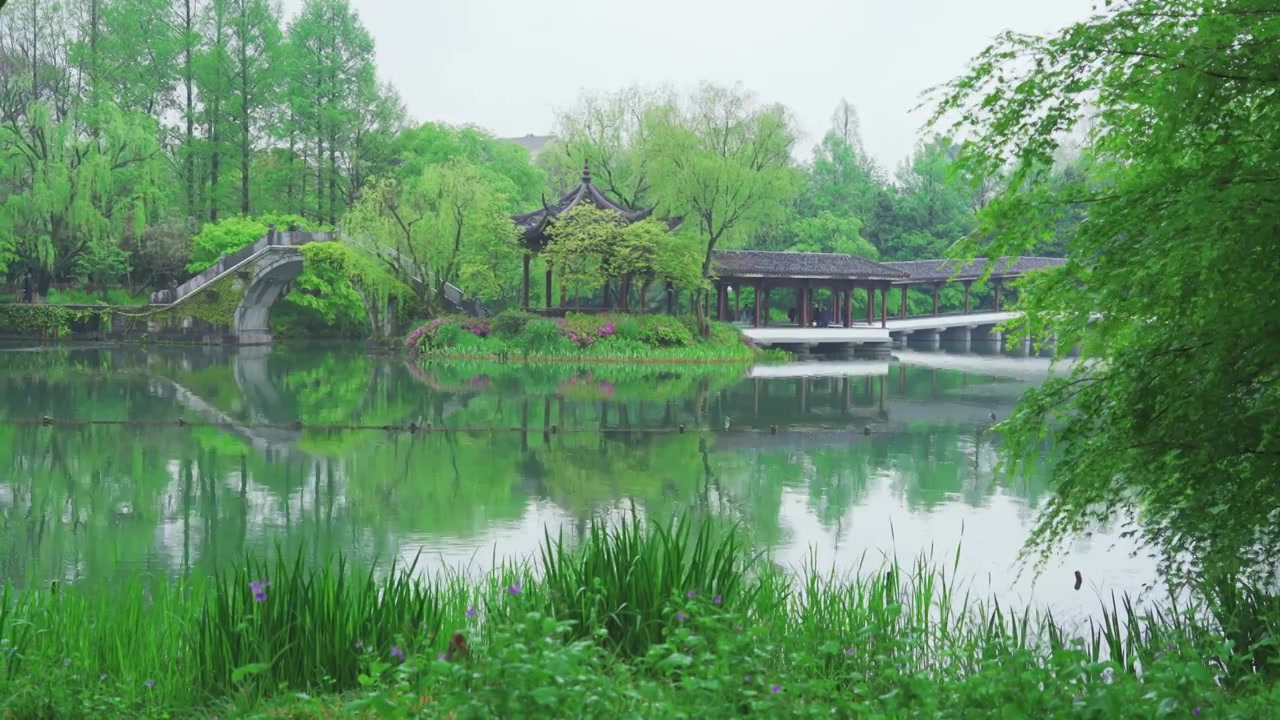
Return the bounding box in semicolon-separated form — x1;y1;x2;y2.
282;0;1095;170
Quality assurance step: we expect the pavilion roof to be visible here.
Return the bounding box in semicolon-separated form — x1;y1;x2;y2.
511;161;681;250
882;256;1066;283
710;250;909;282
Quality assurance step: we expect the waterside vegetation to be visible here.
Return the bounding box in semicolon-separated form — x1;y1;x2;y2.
406;310;786;364
2;518;1276;718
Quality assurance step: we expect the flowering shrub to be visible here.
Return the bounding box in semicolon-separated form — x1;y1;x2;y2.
406;312;763;360
406;316;489;354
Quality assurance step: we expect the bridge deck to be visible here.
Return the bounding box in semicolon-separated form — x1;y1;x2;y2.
740;312;1018;346
741;327;891;345
886;311;1019;332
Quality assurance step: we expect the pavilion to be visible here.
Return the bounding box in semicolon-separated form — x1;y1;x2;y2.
510;161;681;310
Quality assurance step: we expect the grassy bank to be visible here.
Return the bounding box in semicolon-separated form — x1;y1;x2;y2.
406;311;788;364
406;358;752;401
2;518;1275;718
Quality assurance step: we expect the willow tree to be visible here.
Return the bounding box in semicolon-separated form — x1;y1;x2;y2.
933;0;1280;589
343;159;520;310
0;101;163;293
644;83;800;328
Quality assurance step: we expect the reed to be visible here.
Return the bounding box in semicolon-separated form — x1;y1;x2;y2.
0;520;1273;718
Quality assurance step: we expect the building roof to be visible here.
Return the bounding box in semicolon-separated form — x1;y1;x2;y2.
511;161;681;250
882;257;1066;283
710;250;909;281
503;134;555;159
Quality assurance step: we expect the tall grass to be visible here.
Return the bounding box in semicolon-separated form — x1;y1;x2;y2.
540;514;758;656
195;550;455;695
0;519;1276;717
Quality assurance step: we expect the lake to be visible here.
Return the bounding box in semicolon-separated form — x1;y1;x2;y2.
0;344;1155;623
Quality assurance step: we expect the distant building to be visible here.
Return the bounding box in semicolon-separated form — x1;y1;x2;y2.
503;133;555;161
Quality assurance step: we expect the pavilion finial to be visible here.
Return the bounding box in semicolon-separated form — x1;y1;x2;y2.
581;159;591;186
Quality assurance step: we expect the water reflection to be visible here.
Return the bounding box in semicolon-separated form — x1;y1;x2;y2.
0;344;1147;622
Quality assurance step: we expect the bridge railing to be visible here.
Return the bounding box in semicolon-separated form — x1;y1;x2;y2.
149;228;494;319
149;230;337;305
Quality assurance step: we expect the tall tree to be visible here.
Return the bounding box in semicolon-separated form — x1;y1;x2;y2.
285;0;379;225
226;0;282;214
645;83;800;296
390;122;544;211
543;85;672;206
880;136;980;260
0;101;163;293
932;0;1280;593
343;160;520;308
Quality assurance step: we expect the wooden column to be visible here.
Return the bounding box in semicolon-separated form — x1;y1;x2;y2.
993;279;1002;312
845;286;853;327
545;264;553;310
900;286;909;318
717;283;729;321
962;280;972;314
763;288;771;326
521;254;531;309
880;285;888;328
753;282;762;327
734;285;741;321
799;287;809;327
866;286;874;324
932;283;941;316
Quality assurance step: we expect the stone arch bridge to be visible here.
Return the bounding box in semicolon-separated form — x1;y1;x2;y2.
147;229;481;345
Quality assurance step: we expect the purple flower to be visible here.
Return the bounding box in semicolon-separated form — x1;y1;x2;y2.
63;658;71;667
676;612;688;623
249;579;269;602
507;582;522;596
390;645;405;661
844;647;856;655
713;594;722;605
99;673;108;681
144;679;155;689
437;652;448;661
466;606;477;619
771;684;782;694
744;674;752;683
686;590;697;599
1193;710;1201;717
355;640;364;650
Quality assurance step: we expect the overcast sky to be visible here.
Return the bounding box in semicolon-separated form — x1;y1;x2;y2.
285;0;1094;171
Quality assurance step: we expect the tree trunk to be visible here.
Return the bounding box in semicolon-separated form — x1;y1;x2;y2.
239;14;251;216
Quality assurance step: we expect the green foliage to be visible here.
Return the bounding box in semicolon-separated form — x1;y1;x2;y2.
196;550;442;696
1;530;1278;718
0;100;163;287
929;1;1280;588
545;205;705;304
407;313;759;362
540;514;754;657
489;308;537;338
645;84;802;276
389;122;546;210
517;318;572;355
612;314;696;348
187;214;318;273
0;305;106;337
153;275;244;327
344;160;521;309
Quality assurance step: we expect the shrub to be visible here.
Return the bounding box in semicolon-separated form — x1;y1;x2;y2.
613;315;696;348
517;318;571;355
490;309;536;339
